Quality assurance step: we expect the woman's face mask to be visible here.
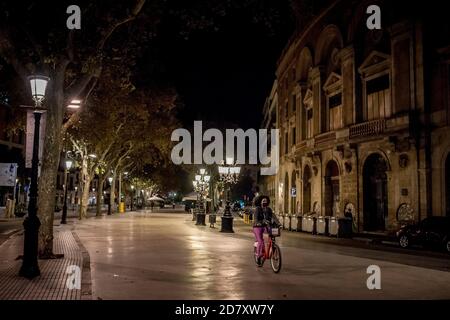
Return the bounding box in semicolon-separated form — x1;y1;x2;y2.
262;199;268;207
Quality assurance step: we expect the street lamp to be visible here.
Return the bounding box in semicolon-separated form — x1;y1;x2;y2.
19;75;49;279
107;177;113;215
67;99;82;110
193;169;210;226
130;185;135;211
61;159;73;224
218;158;241;233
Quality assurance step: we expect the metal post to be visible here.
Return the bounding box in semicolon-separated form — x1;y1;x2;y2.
221;184;234;233
17;182;21;206
13;178;17;203
118;173;122;212
19;111;42;279
61;168;69;224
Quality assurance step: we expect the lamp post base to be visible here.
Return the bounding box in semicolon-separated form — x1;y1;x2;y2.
196;213;206;226
220;215;234;233
19;215;41;279
61;204;68;224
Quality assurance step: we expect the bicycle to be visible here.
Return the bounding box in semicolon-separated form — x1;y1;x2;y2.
253;226;282;273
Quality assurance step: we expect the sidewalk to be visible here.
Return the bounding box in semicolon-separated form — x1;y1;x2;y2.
0;225;91;300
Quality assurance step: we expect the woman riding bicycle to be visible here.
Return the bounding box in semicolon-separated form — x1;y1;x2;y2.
252;195;281;265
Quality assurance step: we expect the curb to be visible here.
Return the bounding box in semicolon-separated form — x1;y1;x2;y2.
0;228;23;248
71;230;93;300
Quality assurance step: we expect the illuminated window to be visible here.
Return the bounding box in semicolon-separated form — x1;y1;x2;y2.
358;51;392;121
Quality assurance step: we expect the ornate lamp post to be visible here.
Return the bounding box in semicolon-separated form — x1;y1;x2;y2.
218;157;240;233
108;177;113;215
131;185;135;211
193;169;210;226
19;75;49;279
61;158;73;224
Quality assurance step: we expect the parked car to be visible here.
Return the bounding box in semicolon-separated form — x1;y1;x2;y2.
396;216;450;253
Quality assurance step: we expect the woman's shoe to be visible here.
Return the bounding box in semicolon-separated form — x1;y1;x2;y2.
257;256;264;267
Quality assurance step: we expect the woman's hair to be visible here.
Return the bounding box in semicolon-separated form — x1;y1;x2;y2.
254;195;270;207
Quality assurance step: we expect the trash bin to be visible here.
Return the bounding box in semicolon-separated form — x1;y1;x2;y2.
338;217;353;238
209;213;217;228
282;213;290;230
280;213;286;230
328;217;339;236
316;216;329;235
291;214;298;231
302;215;316;234
295;215;302;232
300;214;309;232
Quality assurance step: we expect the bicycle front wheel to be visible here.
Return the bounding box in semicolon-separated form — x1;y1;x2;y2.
270;243;282;273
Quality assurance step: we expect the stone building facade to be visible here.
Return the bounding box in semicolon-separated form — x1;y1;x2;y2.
259;81;278;208
272;0;450;233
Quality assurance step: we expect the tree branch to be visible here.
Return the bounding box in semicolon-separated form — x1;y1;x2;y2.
96;0;146;52
0;30;30;81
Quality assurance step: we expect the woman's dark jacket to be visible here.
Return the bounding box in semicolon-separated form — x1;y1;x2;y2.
252;206;280;227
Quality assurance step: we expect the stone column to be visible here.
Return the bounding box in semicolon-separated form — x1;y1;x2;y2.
311;66;325;136
390;21;414;115
340;46;355;126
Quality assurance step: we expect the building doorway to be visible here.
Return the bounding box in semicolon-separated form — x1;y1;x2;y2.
303;166;312;214
363;153;388;231
291;171;297;214
446;153;450;217
325;160;340;217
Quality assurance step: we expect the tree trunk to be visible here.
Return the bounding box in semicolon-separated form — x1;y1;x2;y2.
37;75;64;258
118;173;122;209
78;157;91;220
96;177;104;216
80;176;91;219
110;173;116;214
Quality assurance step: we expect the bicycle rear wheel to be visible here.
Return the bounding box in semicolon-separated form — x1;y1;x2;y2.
270;243;282;273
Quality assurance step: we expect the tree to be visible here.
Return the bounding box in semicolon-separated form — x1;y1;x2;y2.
0;0;147;257
67;50;179;215
0;0;291;257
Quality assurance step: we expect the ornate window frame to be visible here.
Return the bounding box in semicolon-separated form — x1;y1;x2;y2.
358;51;392;121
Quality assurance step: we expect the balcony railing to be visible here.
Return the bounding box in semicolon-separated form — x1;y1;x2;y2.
314;132;336;146
349;119;386;139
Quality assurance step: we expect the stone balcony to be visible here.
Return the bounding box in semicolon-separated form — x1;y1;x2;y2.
349;119;386;139
293;114;411;156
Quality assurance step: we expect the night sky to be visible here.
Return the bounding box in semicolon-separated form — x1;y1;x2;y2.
151;2;294;130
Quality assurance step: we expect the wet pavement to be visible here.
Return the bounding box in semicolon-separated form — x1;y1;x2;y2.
73;212;450;300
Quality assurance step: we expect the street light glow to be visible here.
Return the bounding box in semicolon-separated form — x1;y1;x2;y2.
199;168;206;175
28;75;49;103
65;160;73;170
